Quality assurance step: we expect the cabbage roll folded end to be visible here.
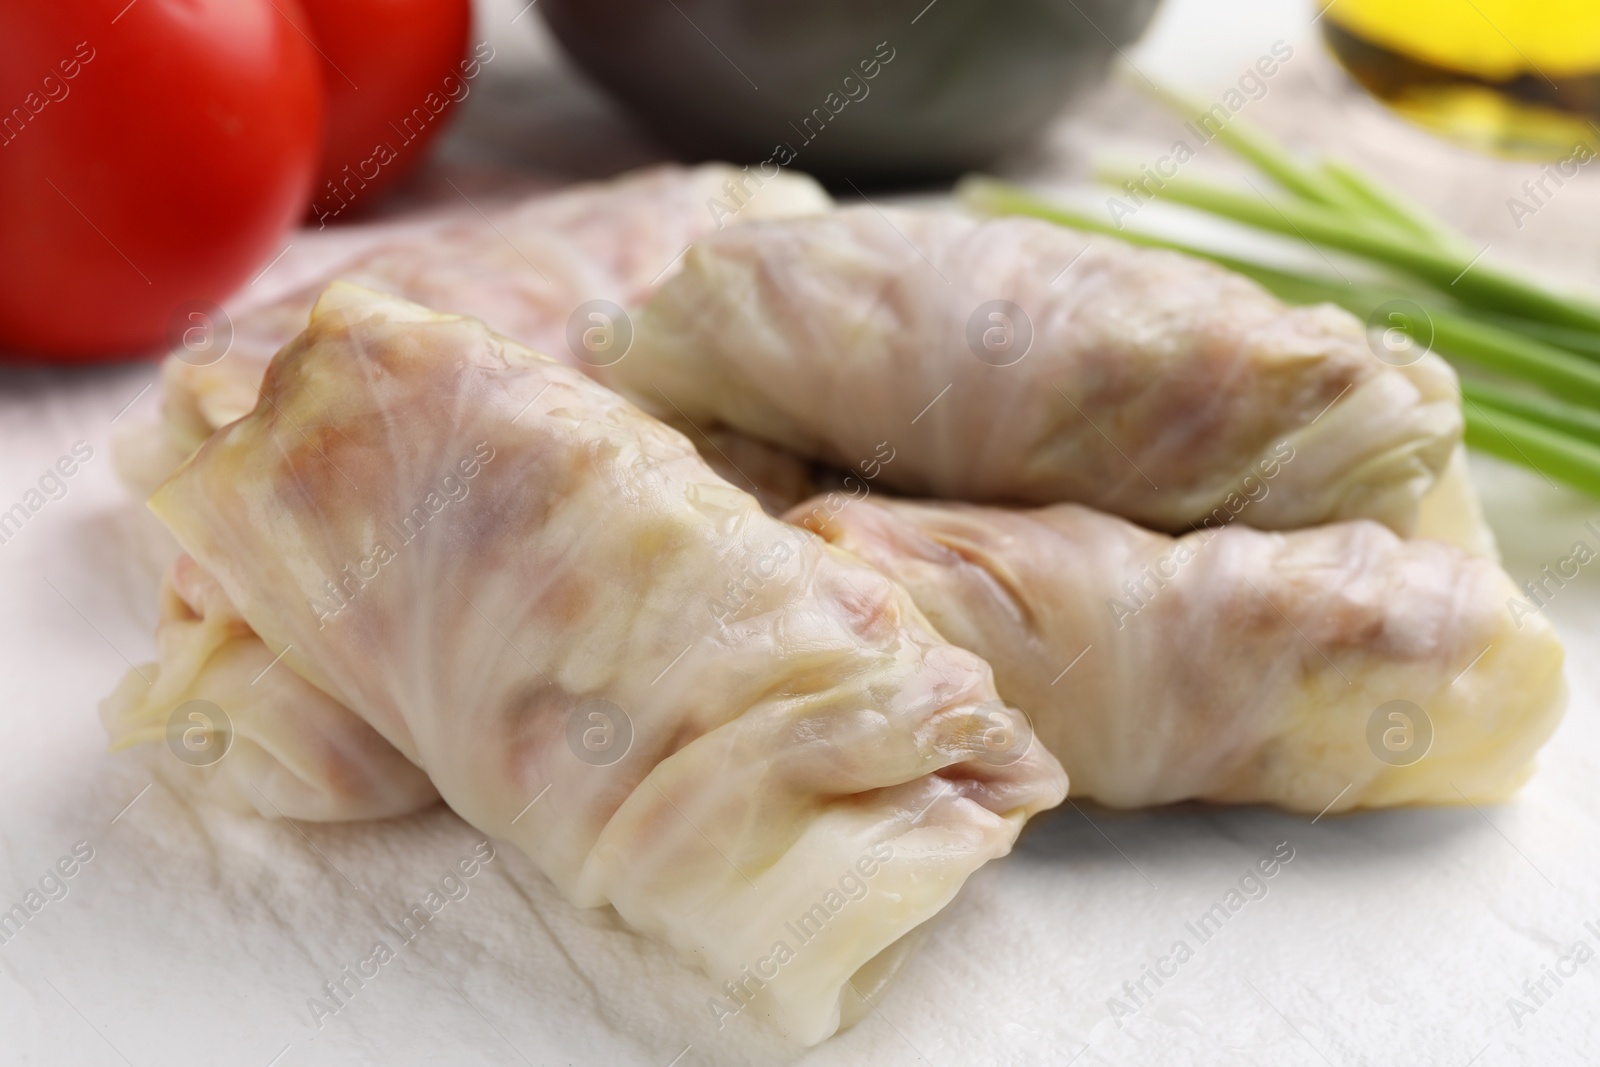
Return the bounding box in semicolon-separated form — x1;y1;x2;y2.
104;283;1067;1046
612;210;1466;537
791;496;1563;815
100;554;441;823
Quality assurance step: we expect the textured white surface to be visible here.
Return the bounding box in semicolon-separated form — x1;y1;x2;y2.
4;0;1600;1064
3;377;1598;1065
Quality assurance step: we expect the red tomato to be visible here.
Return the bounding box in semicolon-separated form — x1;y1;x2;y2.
0;0;323;361
292;0;474;226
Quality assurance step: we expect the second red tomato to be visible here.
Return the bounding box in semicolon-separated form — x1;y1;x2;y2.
294;0;475;224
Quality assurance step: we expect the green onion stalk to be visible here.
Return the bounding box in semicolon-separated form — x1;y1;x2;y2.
959;93;1600;500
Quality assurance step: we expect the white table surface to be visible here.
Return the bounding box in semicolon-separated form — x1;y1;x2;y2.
4;1;1600;1064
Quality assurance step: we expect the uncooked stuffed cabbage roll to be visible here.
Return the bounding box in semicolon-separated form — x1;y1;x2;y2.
102;284;1065;1044
101;553;441;821
608;209;1463;536
792;496;1563;813
115;163;831;511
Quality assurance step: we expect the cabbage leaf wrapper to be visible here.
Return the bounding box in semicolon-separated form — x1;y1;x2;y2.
610;209;1464;536
101;284;1066;1044
792;497;1564;813
116;164;831;513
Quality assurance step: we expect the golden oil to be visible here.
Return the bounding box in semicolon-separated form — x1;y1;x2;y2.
1321;0;1600;158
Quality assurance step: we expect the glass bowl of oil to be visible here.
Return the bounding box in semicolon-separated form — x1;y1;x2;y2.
1322;0;1600;159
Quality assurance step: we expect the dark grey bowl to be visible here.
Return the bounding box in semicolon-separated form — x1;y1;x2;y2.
540;0;1162;183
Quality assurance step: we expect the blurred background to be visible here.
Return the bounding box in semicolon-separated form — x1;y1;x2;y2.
7;4;1600;1066
7;0;1600;364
